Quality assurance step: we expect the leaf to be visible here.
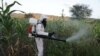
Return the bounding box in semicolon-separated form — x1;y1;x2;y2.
4;1;22;14
1;0;4;11
0;11;1;15
8;10;25;16
15;1;22;5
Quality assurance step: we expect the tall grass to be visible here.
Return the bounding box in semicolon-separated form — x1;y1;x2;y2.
45;19;100;56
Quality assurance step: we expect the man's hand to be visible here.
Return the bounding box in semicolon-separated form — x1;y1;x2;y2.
32;33;37;37
49;32;55;37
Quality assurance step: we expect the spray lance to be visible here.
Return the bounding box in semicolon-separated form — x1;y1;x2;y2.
32;33;67;42
31;25;89;43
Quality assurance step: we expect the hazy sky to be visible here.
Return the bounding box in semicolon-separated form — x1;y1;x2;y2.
0;0;100;18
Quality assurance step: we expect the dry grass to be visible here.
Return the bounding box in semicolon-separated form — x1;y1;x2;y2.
11;13;69;20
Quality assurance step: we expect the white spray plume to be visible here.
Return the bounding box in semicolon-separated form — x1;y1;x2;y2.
66;20;89;42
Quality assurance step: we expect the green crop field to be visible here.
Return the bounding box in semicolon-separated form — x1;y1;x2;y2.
0;0;100;56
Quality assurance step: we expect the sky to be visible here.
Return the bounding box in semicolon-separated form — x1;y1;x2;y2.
0;0;100;18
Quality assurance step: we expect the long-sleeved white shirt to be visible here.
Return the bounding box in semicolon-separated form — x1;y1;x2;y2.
36;23;48;36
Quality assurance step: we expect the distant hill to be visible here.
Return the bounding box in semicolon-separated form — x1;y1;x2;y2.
11;13;69;20
11;13;99;21
11;13;25;19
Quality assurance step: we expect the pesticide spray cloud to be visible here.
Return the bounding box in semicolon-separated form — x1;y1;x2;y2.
66;20;89;42
66;27;88;42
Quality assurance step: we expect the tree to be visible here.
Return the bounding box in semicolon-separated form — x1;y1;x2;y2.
70;4;92;19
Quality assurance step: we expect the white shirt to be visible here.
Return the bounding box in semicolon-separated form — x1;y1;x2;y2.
36;23;48;36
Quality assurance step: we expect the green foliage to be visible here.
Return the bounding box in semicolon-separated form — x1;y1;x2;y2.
14;19;30;43
46;19;87;38
0;0;25;44
70;4;92;19
93;20;100;38
92;20;100;43
45;19;80;56
68;38;100;56
0;0;29;56
45;19;100;56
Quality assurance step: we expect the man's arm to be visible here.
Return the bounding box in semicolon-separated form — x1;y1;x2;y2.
36;24;49;36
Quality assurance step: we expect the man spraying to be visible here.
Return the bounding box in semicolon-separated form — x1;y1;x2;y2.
28;15;54;56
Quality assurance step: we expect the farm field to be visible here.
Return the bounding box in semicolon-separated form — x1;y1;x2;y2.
0;0;100;56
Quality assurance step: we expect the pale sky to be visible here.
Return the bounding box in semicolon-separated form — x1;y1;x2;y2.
0;0;100;18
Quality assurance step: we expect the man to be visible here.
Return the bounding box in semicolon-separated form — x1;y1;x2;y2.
28;15;54;56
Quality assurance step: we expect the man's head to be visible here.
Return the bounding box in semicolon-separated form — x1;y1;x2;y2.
39;15;48;28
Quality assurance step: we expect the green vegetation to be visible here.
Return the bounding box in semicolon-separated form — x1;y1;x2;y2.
0;0;34;56
0;0;100;56
45;19;100;56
